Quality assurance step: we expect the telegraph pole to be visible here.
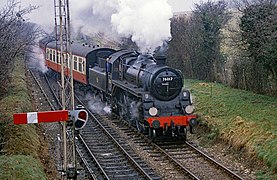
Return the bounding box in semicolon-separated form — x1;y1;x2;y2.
54;0;77;179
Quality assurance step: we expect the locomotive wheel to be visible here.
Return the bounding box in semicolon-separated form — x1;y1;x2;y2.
119;106;130;121
152;129;157;141
189;125;195;134
149;128;157;141
136;120;143;132
181;127;187;141
119;93;131;122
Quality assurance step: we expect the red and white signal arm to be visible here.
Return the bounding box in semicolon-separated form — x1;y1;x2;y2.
14;110;68;124
70;109;88;130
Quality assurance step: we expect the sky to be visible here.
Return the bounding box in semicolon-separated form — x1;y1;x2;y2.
0;0;205;52
0;0;203;21
168;0;203;12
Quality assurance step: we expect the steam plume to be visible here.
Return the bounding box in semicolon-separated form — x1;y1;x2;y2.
27;46;48;73
111;0;173;53
85;93;111;115
70;0;173;53
17;0;173;53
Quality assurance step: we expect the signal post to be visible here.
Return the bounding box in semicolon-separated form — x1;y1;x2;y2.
53;0;78;179
13;108;88;179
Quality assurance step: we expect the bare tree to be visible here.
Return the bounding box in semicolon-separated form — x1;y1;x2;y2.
0;0;41;96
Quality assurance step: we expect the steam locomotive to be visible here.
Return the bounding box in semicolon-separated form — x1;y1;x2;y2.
39;39;197;140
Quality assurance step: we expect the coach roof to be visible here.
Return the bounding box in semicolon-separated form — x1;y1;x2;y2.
46;41;99;57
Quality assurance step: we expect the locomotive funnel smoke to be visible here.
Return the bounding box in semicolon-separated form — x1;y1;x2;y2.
111;0;173;53
71;0;173;53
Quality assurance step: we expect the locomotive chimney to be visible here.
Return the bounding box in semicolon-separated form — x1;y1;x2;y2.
154;54;166;65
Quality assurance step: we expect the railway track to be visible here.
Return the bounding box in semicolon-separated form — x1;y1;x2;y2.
28;67;57;111
156;140;244;180
90;112;244;180
77;121;160;179
75;98;162;179
29;68;93;179
30;68;245;180
34;70;161;179
28;68;66;178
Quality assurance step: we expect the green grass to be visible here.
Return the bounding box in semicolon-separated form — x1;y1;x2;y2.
185;79;277;177
0;56;47;179
0;155;46;180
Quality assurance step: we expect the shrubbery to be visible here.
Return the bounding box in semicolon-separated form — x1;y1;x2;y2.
168;0;277;96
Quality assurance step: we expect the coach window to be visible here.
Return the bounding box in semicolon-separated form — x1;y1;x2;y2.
57;52;61;64
46;49;49;60
59;52;62;64
50;49;53;61
82;60;86;74
53;50;56;62
65;54;68;67
67;54;71;67
68;54;71;67
78;57;83;72
74;56;78;70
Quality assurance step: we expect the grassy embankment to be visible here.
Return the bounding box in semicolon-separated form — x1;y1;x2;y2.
185;79;277;179
0;57;47;179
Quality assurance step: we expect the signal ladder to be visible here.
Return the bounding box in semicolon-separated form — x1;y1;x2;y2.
53;0;77;179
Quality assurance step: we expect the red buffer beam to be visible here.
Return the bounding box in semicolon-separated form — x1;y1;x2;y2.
14;110;69;124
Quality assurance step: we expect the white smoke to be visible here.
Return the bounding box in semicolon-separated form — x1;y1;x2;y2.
130;101;140;121
85;93;111;115
27;46;48;73
70;0;173;53
70;0;118;37
111;0;173;53
12;1;173;53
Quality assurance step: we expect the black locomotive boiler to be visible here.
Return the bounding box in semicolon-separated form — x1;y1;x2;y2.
41;40;197;140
